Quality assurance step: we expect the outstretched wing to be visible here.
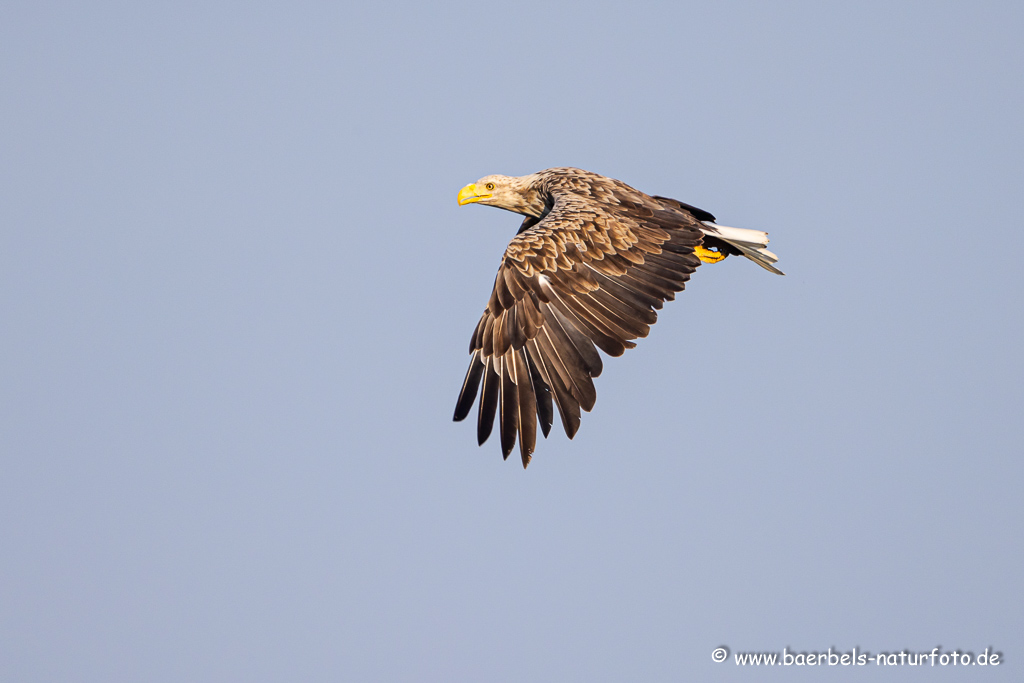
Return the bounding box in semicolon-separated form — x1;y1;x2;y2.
453;190;704;467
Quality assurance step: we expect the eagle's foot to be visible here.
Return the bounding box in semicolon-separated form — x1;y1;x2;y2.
694;245;727;264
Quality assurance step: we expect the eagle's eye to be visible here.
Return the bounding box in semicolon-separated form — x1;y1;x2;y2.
485;183;495;191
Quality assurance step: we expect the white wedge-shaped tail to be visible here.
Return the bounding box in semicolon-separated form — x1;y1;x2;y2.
700;221;784;275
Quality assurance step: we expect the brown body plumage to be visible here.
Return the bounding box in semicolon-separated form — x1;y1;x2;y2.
453;168;781;467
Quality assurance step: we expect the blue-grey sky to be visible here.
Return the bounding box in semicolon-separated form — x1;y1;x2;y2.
2;1;1021;681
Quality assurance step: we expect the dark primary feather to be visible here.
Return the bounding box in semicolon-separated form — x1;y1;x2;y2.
652;195;716;223
454;168;707;467
524;348;553;438
476;360;499;446
453;350;483;422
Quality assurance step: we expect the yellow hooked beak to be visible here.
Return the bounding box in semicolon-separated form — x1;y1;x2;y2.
457;183;491;206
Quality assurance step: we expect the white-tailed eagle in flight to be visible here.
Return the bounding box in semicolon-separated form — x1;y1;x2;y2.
453;167;782;467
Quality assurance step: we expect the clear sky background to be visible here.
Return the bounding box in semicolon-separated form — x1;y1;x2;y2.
2;1;1021;681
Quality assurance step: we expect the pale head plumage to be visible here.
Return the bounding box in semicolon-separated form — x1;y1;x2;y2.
457;173;547;217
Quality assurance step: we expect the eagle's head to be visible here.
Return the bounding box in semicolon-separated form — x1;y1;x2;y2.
457;174;546;217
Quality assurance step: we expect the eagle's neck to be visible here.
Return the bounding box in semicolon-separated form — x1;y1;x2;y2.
512;174;550;218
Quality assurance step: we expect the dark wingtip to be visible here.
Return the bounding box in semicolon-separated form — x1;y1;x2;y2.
454;351;484;422
519;440;534;468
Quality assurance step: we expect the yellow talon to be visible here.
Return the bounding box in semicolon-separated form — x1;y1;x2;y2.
694;244;727;264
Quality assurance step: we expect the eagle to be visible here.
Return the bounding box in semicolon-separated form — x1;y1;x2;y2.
453;167;782;467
